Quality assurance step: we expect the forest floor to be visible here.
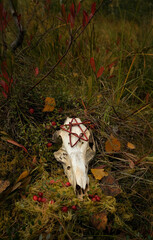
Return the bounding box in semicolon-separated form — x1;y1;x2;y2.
0;1;153;239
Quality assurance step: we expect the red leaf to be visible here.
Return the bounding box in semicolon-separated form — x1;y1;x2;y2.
108;75;115;79
67;13;71;23
61;4;66;17
70;3;75;18
83;10;88;27
0;80;9;93
90;57;96;72
91;2;96;15
35;67;39;76
2;91;7;98
6;139;28;153
70;14;75;28
88;13;93;21
97;66;104;78
77;2;81;14
108;61;116;69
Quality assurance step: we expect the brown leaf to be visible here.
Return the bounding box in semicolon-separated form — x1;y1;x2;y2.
43;97;56;112
100;174;121;197
129;160;135;169
105;134;121;153
16;170;29;183
0;180;10;194
91;212;108;230
11;182;22;192
91;168;108;180
127;142;136;150
1;136;28;153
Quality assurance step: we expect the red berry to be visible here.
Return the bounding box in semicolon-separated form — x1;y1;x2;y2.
88;194;94;198
41;198;47;203
33;195;38;201
95;195;101;201
47;142;52;148
65;182;71;187
38;192;43;197
29;108;34;114
49;200;55;204
51;121;56;126
92;197;97;202
38;197;42;202
71;205;77;210
62;206;68;212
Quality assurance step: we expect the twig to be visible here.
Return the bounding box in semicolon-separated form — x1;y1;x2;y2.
29;0;112;91
29;37;73;91
9;0;24;51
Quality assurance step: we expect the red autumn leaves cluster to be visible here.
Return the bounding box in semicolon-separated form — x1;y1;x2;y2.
60;2;81;29
83;2;96;27
60;2;96;29
90;57;104;78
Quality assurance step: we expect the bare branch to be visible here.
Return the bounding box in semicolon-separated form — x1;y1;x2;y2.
9;0;24;51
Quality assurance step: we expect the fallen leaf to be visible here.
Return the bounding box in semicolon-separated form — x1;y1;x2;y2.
0;180;10;194
43;97;56;112
91;168;108;180
1;136;28;153
16;170;29;183
129;160;135;169
91;212;108;230
105;134;121;152
100;174;121;197
11;182;22;192
127;142;136;150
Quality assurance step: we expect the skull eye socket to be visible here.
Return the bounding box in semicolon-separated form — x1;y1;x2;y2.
67;166;71;170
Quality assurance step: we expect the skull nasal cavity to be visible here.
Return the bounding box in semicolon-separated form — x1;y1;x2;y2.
76;184;81;191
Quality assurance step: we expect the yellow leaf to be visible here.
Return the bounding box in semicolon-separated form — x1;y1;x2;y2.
91;168;108;180
127;142;135;150
73;72;78;77
105;134;121;152
16;170;29;183
43;97;56;112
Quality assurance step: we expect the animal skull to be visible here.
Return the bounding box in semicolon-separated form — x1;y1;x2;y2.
53;117;96;198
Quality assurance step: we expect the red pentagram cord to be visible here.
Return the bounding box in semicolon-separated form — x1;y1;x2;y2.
60;118;90;147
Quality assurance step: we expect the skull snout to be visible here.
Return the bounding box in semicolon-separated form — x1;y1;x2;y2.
73;165;89;197
76;183;89;197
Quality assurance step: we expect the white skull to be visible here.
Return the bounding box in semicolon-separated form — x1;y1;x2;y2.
53;117;96;198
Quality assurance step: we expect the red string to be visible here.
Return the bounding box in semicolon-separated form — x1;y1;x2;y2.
60;118;90;147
